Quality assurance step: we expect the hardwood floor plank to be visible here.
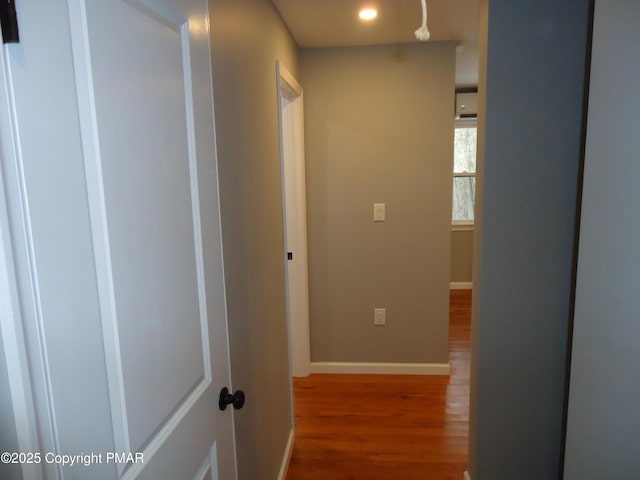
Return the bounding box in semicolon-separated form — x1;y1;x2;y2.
286;290;471;479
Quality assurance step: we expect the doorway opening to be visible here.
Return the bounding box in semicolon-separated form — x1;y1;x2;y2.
277;61;311;386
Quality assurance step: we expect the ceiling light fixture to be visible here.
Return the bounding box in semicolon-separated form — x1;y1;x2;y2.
415;0;430;41
359;8;378;21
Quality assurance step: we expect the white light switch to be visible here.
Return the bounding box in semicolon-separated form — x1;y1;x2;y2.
374;308;386;326
373;203;386;222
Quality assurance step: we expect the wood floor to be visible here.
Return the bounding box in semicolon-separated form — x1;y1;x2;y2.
285;290;471;480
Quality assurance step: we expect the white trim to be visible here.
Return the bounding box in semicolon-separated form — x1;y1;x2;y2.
0;143;45;480
277;429;295;480
452;222;474;231
0;38;56;480
205;2;238;476
193;449;212;480
179;17;214;382
68;1;132;464
310;362;450;376
277;63;302;97
450;282;473;290
276;60;312;382
463;471;471;480
455;117;478;128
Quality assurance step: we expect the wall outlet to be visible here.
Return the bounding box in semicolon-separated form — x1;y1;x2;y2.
374;308;386;326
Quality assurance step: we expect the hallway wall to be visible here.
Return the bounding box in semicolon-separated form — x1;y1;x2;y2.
301;43;455;365
451;229;474;284
208;1;299;478
469;0;591;477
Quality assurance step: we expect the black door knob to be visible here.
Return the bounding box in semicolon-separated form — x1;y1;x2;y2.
219;387;245;411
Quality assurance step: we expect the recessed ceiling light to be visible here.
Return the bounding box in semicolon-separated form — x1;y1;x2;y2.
359;8;378;21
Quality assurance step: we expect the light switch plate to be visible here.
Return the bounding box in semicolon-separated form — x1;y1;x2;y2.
373;203;385;222
374;308;386;326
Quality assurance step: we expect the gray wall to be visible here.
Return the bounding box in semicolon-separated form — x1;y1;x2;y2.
301;43;455;365
208;1;298;479
451;230;473;283
469;0;590;478
564;1;640;477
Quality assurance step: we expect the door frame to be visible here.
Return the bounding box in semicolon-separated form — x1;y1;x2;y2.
276;61;311;381
0;41;51;480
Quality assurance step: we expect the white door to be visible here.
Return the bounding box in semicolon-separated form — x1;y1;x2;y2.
276;62;311;378
0;1;236;479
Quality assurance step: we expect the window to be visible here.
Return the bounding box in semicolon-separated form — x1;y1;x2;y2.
452;123;477;226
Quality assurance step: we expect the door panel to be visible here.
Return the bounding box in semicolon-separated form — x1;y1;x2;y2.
83;0;209;456
0;0;236;478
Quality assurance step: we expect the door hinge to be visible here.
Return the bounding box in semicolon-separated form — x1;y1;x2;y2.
0;0;19;44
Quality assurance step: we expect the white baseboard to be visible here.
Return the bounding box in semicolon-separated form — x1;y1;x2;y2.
277;429;295;480
463;470;471;480
450;282;473;290
310;362;450;376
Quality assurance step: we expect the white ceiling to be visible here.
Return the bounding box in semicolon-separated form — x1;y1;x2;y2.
272;0;480;86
